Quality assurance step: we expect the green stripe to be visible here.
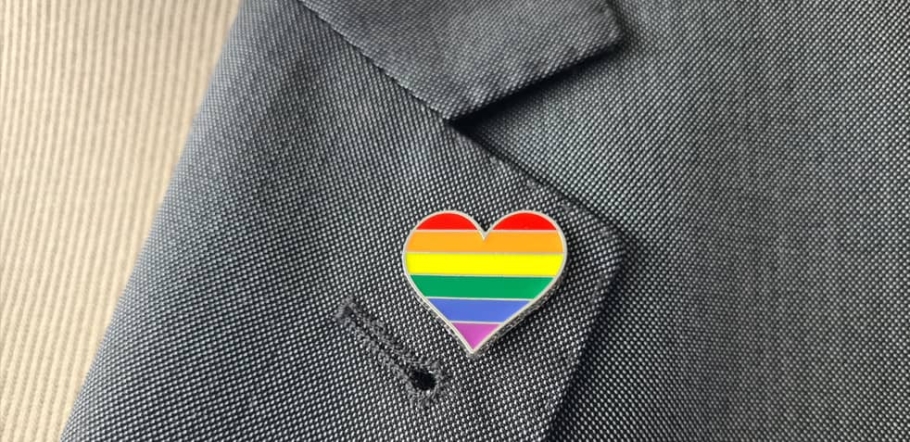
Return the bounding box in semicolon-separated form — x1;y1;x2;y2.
409;275;553;300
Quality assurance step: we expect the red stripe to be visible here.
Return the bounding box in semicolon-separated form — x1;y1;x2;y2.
416;213;476;230
493;212;556;230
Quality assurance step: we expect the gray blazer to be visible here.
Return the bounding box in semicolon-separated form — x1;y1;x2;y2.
63;0;909;440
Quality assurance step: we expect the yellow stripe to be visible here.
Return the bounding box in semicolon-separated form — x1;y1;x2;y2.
404;253;564;277
405;231;565;253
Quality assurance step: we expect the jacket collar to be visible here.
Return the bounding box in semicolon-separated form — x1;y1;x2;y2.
297;0;623;118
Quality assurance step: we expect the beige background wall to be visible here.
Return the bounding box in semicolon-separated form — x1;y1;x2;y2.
1;1;240;440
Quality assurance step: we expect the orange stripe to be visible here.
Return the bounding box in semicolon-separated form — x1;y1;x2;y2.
406;231;564;253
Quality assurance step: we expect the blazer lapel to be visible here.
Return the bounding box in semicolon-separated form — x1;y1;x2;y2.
297;0;623;118
64;1;625;440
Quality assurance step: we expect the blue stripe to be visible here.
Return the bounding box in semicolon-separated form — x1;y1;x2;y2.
427;298;529;323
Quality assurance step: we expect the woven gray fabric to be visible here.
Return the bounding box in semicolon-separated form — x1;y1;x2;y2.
459;1;910;440
297;0;622;118
64;0;910;440
62;0;622;440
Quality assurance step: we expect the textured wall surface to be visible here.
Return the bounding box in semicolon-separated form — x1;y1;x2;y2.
0;1;239;440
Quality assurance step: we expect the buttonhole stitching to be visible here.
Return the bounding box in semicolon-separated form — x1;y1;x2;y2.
336;299;447;407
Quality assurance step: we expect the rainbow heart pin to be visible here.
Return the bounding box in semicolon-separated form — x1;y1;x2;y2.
402;211;567;355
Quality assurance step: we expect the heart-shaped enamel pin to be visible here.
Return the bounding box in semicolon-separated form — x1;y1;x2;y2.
402;211;567;355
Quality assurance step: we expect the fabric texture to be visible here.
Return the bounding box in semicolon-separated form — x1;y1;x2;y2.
299;0;622;118
0;1;238;441
62;0;909;440
458;2;910;440
62;1;623;440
